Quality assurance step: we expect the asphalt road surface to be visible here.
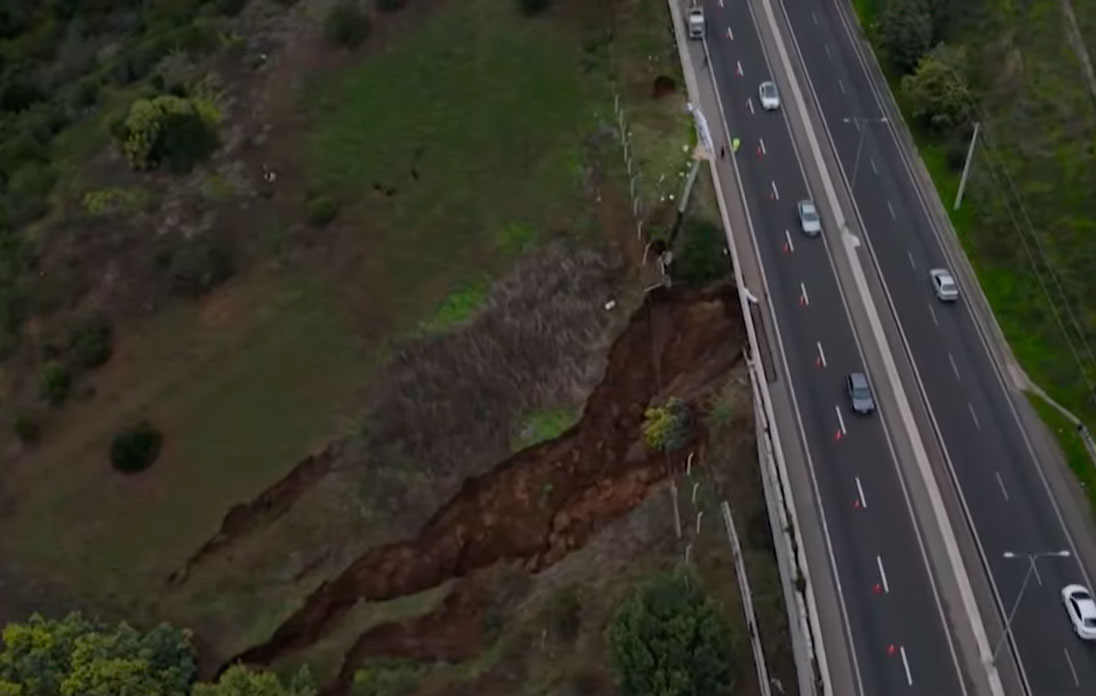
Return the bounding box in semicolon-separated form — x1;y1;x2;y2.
770;0;1096;693
701;0;973;692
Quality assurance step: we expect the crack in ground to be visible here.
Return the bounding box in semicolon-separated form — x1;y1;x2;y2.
226;285;743;671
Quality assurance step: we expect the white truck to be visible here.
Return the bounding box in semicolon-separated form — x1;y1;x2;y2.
687;7;705;40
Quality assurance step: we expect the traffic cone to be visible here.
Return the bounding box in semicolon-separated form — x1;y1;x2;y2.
887;644;897;656
873;583;882;594
834;429;843;441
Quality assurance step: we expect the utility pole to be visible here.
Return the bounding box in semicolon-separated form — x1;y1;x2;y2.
842;117;888;188
954;121;981;210
992;549;1070;663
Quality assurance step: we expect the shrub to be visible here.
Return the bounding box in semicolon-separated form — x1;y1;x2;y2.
39;361;72;405
673;219;728;286
324;1;371;48
642;397;691;452
517;0;551;15
120;94;220;171
168;235;234;297
216;0;248;15
352;660;421;696
877;0;933;74
306;195;339;228
608;572;737;696
110;420;164;473
376;0;405;10
68;315;113;369
901;43;972;133
14;412;41;444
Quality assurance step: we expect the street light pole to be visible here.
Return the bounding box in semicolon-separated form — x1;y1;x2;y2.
842;117;887;188
991;550;1071;663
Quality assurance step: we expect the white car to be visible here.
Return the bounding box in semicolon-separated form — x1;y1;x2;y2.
797;200;821;237
929;268;958;301
759;81;780;110
1062;584;1096;640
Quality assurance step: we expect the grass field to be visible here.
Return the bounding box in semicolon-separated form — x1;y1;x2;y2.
850;0;1096;509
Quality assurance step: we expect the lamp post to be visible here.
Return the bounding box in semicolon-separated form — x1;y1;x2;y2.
841;117;888;188
992;550;1071;663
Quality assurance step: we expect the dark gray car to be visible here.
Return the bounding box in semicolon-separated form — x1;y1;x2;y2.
846;372;875;414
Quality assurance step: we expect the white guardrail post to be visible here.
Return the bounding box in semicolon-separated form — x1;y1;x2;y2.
666;1;831;694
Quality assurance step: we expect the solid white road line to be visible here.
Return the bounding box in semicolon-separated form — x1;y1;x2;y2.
870;157;878;175
949;351;960;380
771;180;780;199
907;251;916;270
835;405;846;435
876;554;889;592
800;281;809;306
784;228;794;252
969;402;981;430
856;476;867;509
995;471;1009;502
1064;647;1080;687
817;340;827;367
887;200;896;219
900;646;913;686
928;303;938;325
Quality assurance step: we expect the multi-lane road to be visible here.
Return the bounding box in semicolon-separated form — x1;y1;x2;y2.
683;0;1096;693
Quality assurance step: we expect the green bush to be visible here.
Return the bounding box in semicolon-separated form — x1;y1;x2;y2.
216;0;248;16
14;412;41;444
877;0;933;74
642;397;691;452
901;42;972;133
324;0;371;48
376;0;405;10
110;420;164;473
306;195;339;228
67;315;113;369
39;361;71;405
120;94;220;171
352;660;421;696
608;572;737;696
673;219;728;286
167;235;234;297
517;0;551;15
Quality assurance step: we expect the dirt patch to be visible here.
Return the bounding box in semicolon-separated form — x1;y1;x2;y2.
229;284;743;668
167;443;343;585
652;75;678;99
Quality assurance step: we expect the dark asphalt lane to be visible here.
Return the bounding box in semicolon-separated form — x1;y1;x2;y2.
777;0;1096;691
703;1;966;692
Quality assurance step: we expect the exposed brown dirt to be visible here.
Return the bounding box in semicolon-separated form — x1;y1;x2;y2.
167;443;343;585
229;284;744;669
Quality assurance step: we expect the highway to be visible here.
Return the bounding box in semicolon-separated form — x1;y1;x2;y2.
771;0;1096;693
696;0;976;693
685;0;1096;692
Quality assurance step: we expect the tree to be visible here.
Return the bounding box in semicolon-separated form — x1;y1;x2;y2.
67;315;113;369
672;220;728;287
642;398;691;452
0;614;194;696
110;421;164;473
120;95;220;171
38;361;71;405
306;195;339;228
901;43;972;133
608;572;737;696
324;1;371;48
192;665;315;696
877;0;933;74
517;0;551;15
167;235;234;298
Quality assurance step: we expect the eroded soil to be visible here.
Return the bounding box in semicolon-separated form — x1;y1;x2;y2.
229;284;744;669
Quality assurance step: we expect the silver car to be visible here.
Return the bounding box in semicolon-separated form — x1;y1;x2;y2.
797;200;821;237
846;372;875;415
759;81;780;110
929;268;958;301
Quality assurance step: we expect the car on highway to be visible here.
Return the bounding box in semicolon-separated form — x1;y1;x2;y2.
846;372;875;415
797;200;821;237
1062;584;1096;640
929;268;959;302
759;81;780;110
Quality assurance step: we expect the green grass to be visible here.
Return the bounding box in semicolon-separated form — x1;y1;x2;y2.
513;406;579;450
1025;394;1096;515
422;275;492;331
